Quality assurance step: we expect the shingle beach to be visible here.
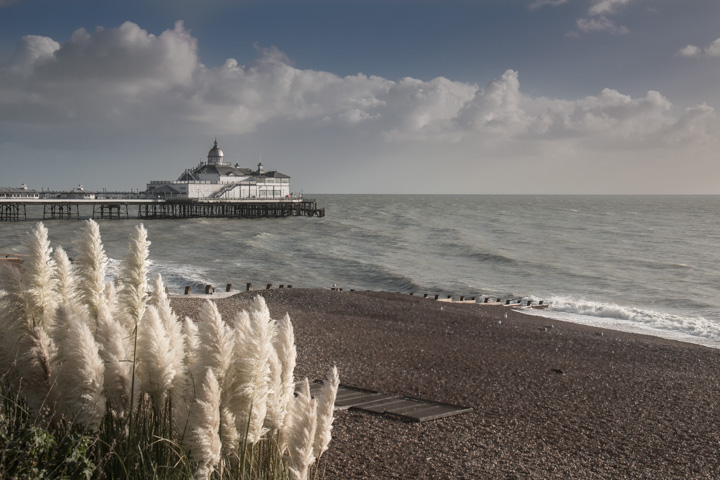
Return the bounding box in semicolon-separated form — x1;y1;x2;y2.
171;289;720;479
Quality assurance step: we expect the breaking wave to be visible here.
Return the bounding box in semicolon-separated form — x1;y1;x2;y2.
532;295;720;348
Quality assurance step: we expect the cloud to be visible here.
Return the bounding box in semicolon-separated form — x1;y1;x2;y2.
574;16;629;35
528;0;569;9
0;19;711;145
566;0;633;37
677;38;720;57
0;20;718;193
588;0;632;16
5;35;60;75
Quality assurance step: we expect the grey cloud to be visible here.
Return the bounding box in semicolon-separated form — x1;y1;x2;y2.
528;0;569;10
589;0;632;16
677;38;720;57
575;16;629;35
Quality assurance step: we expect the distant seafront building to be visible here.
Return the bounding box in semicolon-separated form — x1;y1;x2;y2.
0;184;39;199
145;139;291;200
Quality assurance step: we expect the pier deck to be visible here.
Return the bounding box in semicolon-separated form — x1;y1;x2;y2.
0;198;324;221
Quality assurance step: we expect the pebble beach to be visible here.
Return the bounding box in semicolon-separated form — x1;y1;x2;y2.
171;288;720;479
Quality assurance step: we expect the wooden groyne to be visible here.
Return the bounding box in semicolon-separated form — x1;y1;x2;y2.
178;282;548;309
0;198;324;221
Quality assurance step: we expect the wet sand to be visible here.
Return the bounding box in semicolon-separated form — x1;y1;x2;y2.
171;288;720;479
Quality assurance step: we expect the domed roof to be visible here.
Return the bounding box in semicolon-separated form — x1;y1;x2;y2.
208;139;224;159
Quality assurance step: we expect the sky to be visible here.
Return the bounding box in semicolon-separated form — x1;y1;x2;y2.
1;0;719;194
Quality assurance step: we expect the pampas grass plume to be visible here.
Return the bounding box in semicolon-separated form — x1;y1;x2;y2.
23;222;57;325
73;220;108;320
224;298;274;444
136;305;176;411
185;368;222;479
95;301;133;418
282;379;317;480
274;313;297;428
51;304;106;430
16;325;55;417
117;224;150;328
52;245;76;307
313;366;339;459
194;301;233;388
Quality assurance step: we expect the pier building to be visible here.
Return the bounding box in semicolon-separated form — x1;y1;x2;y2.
146;139;291;200
0;184;39;199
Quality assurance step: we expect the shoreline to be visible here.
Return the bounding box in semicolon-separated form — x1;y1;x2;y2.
172;288;720;351
171;288;720;479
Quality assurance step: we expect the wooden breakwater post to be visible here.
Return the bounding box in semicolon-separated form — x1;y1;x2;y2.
184;286;192;295
205;285;214;294
226;284;232;292
247;282;253;291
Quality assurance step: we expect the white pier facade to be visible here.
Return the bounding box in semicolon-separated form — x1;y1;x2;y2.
146;140;291;200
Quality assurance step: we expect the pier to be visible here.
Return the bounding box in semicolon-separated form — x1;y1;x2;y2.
0;197;324;221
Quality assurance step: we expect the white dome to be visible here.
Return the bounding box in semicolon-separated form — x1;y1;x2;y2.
207;139;224;164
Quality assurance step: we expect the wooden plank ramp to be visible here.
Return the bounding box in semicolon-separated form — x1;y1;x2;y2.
300;381;473;423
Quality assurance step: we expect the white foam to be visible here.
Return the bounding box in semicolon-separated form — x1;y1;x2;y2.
523;295;720;349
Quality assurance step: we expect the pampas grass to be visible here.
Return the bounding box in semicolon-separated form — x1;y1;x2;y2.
281;379;317;480
50;304;106;431
0;221;339;479
184;368;222;479
313;366;339;459
73;220;108;320
137;306;177;411
22;223;57;326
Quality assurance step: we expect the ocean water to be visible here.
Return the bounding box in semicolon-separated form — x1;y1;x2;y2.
1;195;720;348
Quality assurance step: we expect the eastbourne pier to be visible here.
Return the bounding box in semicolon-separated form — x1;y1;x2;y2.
0;139;325;221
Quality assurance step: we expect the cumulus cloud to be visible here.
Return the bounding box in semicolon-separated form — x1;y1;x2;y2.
677;38;720;57
574;16;629;35
0;20;718;193
566;0;633;36
588;0;632;16
3;21;699;146
528;0;569;9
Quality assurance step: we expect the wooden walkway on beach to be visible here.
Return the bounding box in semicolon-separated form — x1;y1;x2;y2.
303;380;473;423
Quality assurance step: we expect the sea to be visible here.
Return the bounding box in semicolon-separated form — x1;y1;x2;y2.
1;195;719;349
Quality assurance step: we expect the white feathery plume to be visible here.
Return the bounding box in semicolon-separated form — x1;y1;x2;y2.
312;366;339;459
136;305;176;411
193;301;233;388
117;224;151;329
224;298;274;444
173;317;199;432
183;316;200;366
95;300;133;419
252;295;270;322
50;304;106;431
149;274;184;382
52;245;76;307
184;368;221;480
220;407;239;458
15;325;55;418
73;220;108;321
22;222;57;326
281;379;318;480
265;346;284;431
103;281;120;322
273;313;297;430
